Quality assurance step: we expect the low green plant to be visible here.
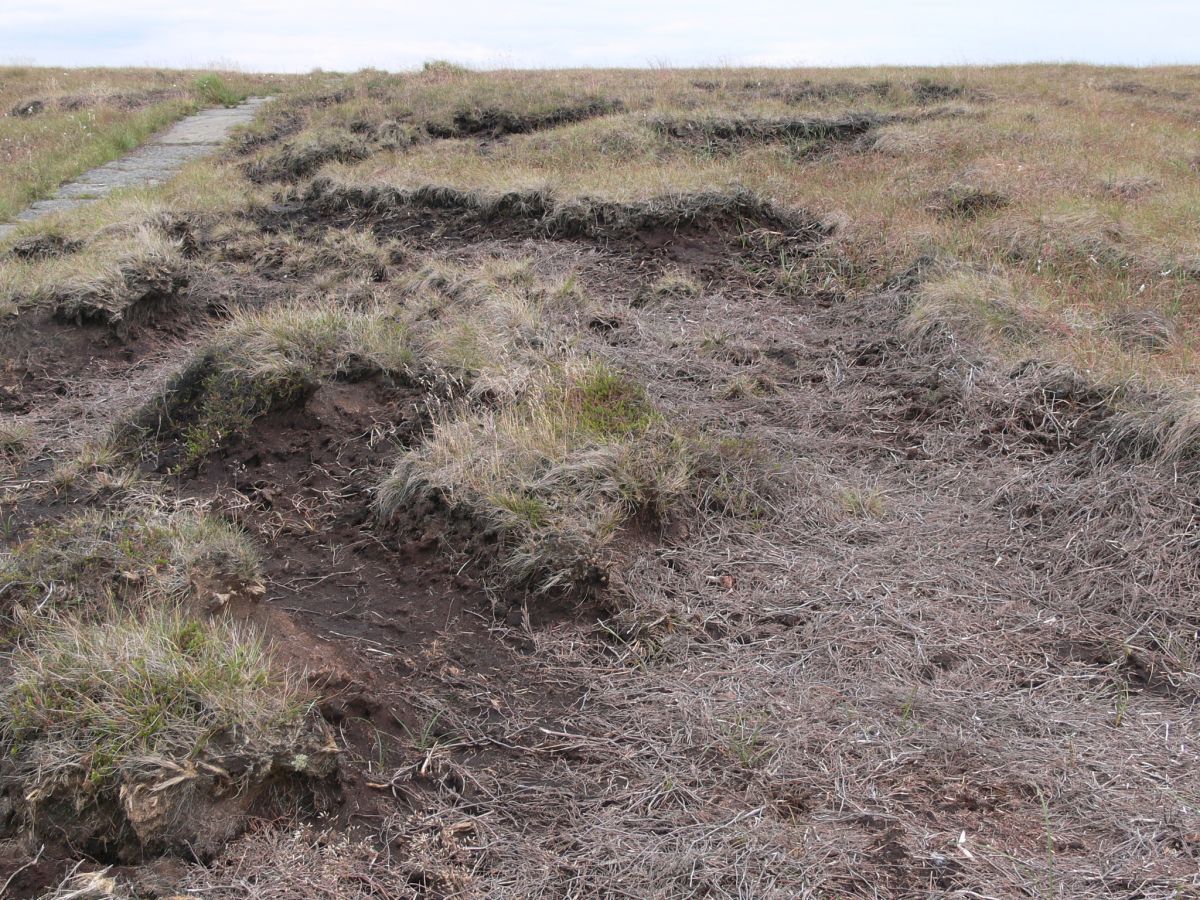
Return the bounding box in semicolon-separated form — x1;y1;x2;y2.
193;74;243;107
725;709;776;769
566;365;660;438
838;484;887;519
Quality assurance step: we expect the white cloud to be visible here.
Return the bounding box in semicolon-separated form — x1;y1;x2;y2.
2;0;1198;70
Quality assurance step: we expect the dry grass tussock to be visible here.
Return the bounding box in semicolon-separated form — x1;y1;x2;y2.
0;160;285;325
213;222;403;283
0;223;184;326
299;177;824;244
133;257;587;454
0;484;257;633
127;257;711;594
377;362;692;593
1;607;306;801
121;300;412;467
907;266;1048;349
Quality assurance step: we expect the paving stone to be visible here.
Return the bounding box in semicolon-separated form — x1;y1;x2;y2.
0;96;269;240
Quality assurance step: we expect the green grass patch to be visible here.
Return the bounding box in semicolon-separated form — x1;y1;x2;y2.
1;607;303;787
0;501;258;636
192;74;245;107
566;365;660;438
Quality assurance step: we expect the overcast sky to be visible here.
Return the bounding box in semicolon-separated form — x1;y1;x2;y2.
3;1;1198;71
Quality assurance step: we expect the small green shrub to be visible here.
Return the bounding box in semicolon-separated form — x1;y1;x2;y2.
193;74;242;107
567;365;660;438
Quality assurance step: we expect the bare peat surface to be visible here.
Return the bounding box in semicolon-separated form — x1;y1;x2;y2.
0;98;270;240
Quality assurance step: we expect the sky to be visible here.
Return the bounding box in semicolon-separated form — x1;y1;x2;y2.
2;1;1199;72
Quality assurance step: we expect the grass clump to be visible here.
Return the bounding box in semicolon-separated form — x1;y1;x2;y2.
0;214;190;324
426;97;624;139
1105;307;1178;353
906;268;1043;350
47;226;187;326
837;484;888;519
392;258;588;401
422;60;472;78
246;129;371;182
192;74;243;107
1;608;303;788
0;499;258;635
0;606;322;859
987;210;1134;269
215;225;402;283
0;420;36;468
1103;392;1200;467
927;183;1009;219
567;364;660;437
125;257;587;468
377;361;689;594
0;471;324;854
302;178;823;246
129;302;412;467
651;112;887;155
691;436;791;522
6;229;83;260
641;270;702;303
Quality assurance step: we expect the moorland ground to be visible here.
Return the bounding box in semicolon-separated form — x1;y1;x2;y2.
1;63;1199;898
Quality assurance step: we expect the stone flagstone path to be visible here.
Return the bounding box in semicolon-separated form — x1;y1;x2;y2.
0;96;269;240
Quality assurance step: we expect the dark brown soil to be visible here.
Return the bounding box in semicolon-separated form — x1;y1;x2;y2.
147;373;590;832
424;99;624;139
